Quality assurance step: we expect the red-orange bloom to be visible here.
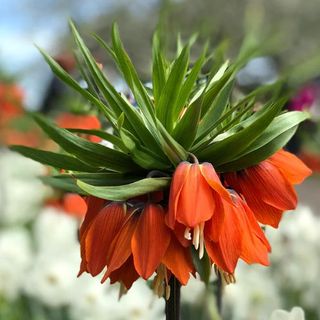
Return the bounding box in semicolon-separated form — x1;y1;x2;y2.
79;198;192;289
167;161;231;229
205;191;271;274
224;149;312;228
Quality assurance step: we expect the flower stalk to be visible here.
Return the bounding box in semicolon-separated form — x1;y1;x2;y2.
165;276;181;320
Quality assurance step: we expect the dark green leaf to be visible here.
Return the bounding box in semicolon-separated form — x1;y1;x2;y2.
32;113;139;172
37;46;117;127
10;145;98;172
156;44;190;131
152;31;168;103
196;80;234;141
172;99;202;149
67;128;129;152
197;100;284;165
217;126;298;172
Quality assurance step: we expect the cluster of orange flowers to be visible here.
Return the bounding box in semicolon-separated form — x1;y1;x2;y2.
78;149;311;294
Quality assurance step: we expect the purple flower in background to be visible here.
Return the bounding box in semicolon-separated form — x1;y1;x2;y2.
288;85;317;111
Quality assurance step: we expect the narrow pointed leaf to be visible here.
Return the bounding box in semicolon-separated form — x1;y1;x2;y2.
37;47;117;126
197;80;234;141
77;177;171;201
172;99;202;149
9;145;97;172
32;113;139;172
156;44;190;130
197;100;284;165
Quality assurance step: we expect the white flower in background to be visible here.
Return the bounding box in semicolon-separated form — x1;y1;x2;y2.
23;206;82;307
69;277;165;320
23;252;80;307
116;279;165;320
181;275;206;304
33;207;79;254
0;149;52;225
269;307;305;320
267;205;320;313
223;262;281;320
0;228;32;300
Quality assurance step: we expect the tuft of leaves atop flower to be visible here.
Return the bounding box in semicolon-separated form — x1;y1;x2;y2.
11;21;309;200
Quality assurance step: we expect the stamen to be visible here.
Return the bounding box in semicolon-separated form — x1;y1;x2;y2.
199;222;205;259
184;227;192;240
165;284;171;300
153;264;168;298
193;225;200;249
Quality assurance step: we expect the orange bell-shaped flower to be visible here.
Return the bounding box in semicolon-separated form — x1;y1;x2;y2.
167;161;230;229
224;149;312;228
205;191;271;274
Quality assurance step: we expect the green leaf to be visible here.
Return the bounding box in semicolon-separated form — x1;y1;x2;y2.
41;172;141;194
157;121;189;165
237;111;309;156
197;100;284;165
32;113;139;172
77;177;171;201
41;176;87;194
9;145;98;172
70;22;163;154
196;80;234;141
37;46;117;127
120;129;171;170
67;128;129;152
111;23;156;126
173;44;207;121
172;99;202;149
217;126;298;172
152;31;168;103
200;68;234;117
156;44;190;131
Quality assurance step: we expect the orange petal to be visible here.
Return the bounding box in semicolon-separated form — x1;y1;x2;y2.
167;162;190;229
203;194;225;242
78;196;106;276
101;214;138;283
109;256;139;289
84;203;126;276
132;204;171;279
79;196;106;239
177;163;215;227
269;149;312;184
236;199;270;266
63;193;87;217
225;166;294;228
205;198;241;273
247;162;297;210
200;162;232;203
162;237;195;285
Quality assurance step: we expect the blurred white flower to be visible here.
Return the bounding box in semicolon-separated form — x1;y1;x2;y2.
269;307;305;320
23;253;80;307
223;262;281;320
69;277;165;320
181;275;206;304
0;227;32;300
34;207;79;254
0;149;52;225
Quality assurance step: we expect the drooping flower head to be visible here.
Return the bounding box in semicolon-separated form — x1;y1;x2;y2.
79;195;195;291
224;149;312;227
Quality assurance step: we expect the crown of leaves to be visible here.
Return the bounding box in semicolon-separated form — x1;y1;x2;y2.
11;21;309;200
